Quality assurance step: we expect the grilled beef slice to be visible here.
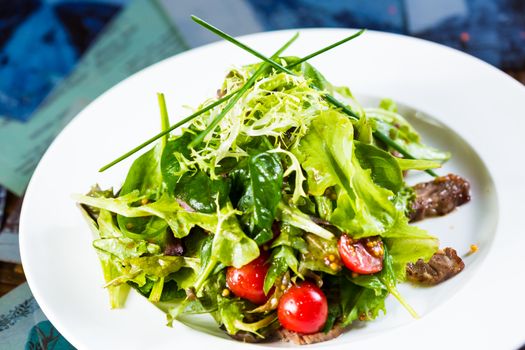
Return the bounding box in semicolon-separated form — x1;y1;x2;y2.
410;174;470;222
406;247;465;285
277;324;345;345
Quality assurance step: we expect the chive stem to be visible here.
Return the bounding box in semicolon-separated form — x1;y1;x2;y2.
193;17;438;177
191;15;296;76
99;20;412;174
99;90;237;172
288;29;365;68
157;93;170;148
188;32;299;148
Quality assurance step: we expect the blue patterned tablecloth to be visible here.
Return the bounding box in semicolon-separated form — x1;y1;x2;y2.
0;0;523;349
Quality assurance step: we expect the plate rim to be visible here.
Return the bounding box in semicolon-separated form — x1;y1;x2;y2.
19;27;525;349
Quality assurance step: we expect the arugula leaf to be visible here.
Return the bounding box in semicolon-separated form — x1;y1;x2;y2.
93;237;160;261
77;206;132;308
340;279;387;327
193;201;260;293
232;151;283;244
348;246;419;318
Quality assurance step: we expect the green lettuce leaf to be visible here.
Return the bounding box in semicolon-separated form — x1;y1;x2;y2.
78;206;132;308
75;192;218;238
396;158;441;171
216;297;277;337
277;201;334;240
354;141;403;193
383;213;439;279
294;110;396;236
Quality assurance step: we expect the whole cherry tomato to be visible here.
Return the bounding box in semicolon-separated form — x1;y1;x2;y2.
226;254;270;304
277;281;328;334
338;235;383;274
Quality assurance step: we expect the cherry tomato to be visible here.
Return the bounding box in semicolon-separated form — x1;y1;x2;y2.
277;282;328;334
338;235;383;274
226;255;270;304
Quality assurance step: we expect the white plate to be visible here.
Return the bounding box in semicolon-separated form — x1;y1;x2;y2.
20;29;525;350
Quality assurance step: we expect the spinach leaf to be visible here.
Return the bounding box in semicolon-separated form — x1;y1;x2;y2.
232;151;283;244
120;145;164;197
117;143;168;241
174;171;230;213
160;132;193;191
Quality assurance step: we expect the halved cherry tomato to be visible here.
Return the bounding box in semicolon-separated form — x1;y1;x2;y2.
277;282;328;334
338;235;383;274
226;255;270;304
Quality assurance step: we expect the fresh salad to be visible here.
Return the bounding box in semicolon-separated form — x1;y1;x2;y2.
75;22;471;345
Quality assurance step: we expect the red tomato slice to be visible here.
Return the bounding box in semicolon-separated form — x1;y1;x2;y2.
338;235;384;274
277;281;328;334
226;255;270;304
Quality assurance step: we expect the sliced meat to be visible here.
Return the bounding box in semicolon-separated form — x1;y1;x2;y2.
410;174;470;222
406;247;465;285
277;324;345;345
